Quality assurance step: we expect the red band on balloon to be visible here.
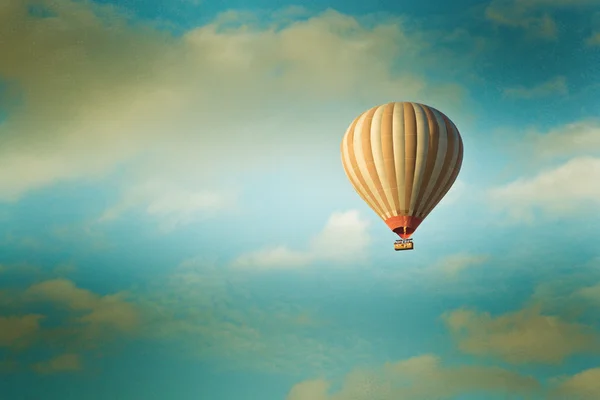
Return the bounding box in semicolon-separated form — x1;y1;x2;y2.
384;216;423;239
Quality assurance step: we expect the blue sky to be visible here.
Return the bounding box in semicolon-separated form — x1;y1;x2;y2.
1;0;600;399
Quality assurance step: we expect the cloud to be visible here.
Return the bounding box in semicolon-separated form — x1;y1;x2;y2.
586;32;600;46
484;0;597;39
576;282;600;305
0;262;42;279
487;156;600;222
438;179;466;206
134;256;374;373
527;262;600;319
25;279;140;336
525;120;600;160
32;354;82;375
0;314;44;349
485;0;557;39
232;210;371;268
443;305;600;364
487;119;600;222
97;180;238;231
552;367;600;400
232;246;312;269
0;273;144;374
435;253;488;276
503;76;568;98
0;0;468;229
0;0;177;200
286;354;540;400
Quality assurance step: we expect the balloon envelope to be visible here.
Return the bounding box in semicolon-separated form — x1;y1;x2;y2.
341;102;463;239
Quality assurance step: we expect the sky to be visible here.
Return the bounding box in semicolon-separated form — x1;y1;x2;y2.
1;0;600;399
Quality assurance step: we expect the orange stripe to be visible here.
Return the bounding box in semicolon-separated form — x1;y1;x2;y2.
345;110;386;218
420;112;457;214
361;107;392;216
422;119;462;217
403;103;417;215
413;105;440;215
381;103;399;213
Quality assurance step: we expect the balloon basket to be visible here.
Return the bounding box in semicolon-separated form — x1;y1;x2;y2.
394;239;414;251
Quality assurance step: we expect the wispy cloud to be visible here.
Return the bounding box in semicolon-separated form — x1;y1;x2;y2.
442;304;600;364
132;256;375;374
0;315;44;349
484;0;598;39
503;76;568;99
435;253;489;277
287;354;540;400
0;275;141;364
97;180;238;231
32;354;82;375
232;210;371;269
0;0;467;217
25;279;140;336
586;32;600;46
552;367;600;399
488;156;600;222
525;119;600;160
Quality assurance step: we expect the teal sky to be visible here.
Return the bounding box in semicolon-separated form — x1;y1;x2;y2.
1;0;600;399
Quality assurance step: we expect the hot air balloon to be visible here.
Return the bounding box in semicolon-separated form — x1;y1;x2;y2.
341;102;463;251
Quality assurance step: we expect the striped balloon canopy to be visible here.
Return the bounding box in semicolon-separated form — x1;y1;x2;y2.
341;102;463;239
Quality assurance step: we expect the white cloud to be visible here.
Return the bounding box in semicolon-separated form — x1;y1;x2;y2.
488;157;600;222
286;354;540;400
487;119;600;222
436;179;466;207
232;210;371;268
97;179;238;231
503;76;568;98
309;210;371;262
526;120;600;160
0;0;469;230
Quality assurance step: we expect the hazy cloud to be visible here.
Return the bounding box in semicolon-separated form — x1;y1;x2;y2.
0;0;467;229
485;0;558;39
526;120;600;160
436;253;489;276
287;354;540;399
97;180;238;231
576;283;600;305
0;273;145;373
443;305;600;364
484;0;598;39
0;315;44;349
552;367;600;399
586;32;600;46
232;210;371;268
32;353;82;375
488;156;600;222
134;256;375;374
503;76;568;98
25;279;139;335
